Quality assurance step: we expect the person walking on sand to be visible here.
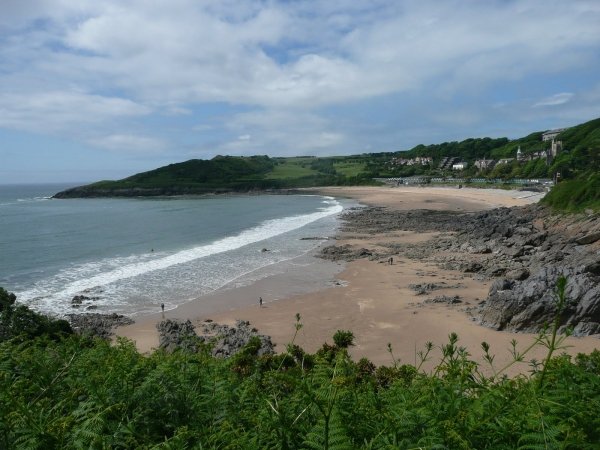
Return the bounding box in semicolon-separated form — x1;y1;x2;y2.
388;257;393;265
161;303;165;312
259;297;263;308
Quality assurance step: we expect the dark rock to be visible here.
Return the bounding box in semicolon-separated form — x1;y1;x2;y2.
461;262;483;273
71;295;89;305
572;322;600;336
506;268;530;281
409;282;455;295
157;319;203;353
66;313;134;339
488;266;507;277
576;231;600;245
424;295;462;304
157;319;275;357
583;260;600;276
319;244;375;262
479;267;600;334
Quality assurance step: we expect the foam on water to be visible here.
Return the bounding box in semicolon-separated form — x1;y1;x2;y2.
18;198;343;316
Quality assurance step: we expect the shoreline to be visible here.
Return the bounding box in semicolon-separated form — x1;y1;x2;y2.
116;243;347;350
115;186;598;375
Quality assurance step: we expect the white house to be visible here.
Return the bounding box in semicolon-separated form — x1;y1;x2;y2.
497;158;514;165
452;162;468;170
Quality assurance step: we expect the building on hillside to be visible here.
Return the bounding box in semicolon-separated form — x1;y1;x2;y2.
412;156;433;166
516;146;523;161
452;161;468;170
521;150;548;162
497;158;514;165
439;156;459;170
474;159;496;170
542;128;567;141
388;156;433;167
549;140;562;162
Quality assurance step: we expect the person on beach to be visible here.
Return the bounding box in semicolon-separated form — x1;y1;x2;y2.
388;257;393;265
161;303;165;312
259;297;263;308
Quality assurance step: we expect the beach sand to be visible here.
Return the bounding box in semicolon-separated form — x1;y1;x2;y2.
116;186;598;376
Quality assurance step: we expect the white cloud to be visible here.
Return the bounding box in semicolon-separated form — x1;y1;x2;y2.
87;134;166;153
0;0;599;161
533;93;575;107
0;90;151;134
211;109;350;157
31;0;595;109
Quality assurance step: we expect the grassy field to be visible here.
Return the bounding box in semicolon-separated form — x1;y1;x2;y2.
265;158;320;179
333;160;366;176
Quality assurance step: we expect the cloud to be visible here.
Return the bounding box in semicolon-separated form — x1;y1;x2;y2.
29;0;595;109
87;133;166;153
0;0;599;165
205;109;350;157
0;90;151;134
533;93;575;107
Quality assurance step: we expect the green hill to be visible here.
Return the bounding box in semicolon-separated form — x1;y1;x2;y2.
54;118;600;207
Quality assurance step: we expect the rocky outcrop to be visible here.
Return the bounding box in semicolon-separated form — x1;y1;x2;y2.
480;267;600;336
331;203;600;336
156;319;275;357
66;313;134;339
157;319;202;353
319;244;374;261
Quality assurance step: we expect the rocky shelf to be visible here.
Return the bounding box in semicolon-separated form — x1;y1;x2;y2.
319;204;600;336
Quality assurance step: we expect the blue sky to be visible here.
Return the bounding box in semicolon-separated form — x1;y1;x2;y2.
1;0;599;184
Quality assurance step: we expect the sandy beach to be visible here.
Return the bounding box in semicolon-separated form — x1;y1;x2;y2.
116;186;599;375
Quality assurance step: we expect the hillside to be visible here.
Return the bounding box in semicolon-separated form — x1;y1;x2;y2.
54;118;600;204
53;155;374;197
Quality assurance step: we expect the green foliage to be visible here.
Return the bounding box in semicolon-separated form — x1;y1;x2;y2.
332;330;354;348
542;172;600;211
0;288;72;342
2;288;600;449
0;287;16;312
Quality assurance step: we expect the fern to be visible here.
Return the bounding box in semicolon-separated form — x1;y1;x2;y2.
303;409;353;450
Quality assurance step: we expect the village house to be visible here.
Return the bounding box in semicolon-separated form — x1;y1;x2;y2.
388;156;433;166
497;158;514;165
474;159;496;170
452;161;468;170
439;156;459;170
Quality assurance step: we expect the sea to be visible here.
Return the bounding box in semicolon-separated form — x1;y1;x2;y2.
0;184;350;318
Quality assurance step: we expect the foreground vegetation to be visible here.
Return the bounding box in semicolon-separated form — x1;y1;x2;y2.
2;286;600;449
542;172;600;212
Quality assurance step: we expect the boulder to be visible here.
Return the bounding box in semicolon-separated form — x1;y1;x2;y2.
479;267;600;335
576;231;600;245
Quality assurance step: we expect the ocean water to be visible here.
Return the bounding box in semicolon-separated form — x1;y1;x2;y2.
0;184;347;317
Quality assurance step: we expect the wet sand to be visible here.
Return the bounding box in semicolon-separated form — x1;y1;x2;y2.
116;186;598;375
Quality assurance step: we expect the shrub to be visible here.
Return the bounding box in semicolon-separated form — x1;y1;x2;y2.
333;330;355;348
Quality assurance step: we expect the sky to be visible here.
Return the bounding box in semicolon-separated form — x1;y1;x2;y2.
1;0;599;184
